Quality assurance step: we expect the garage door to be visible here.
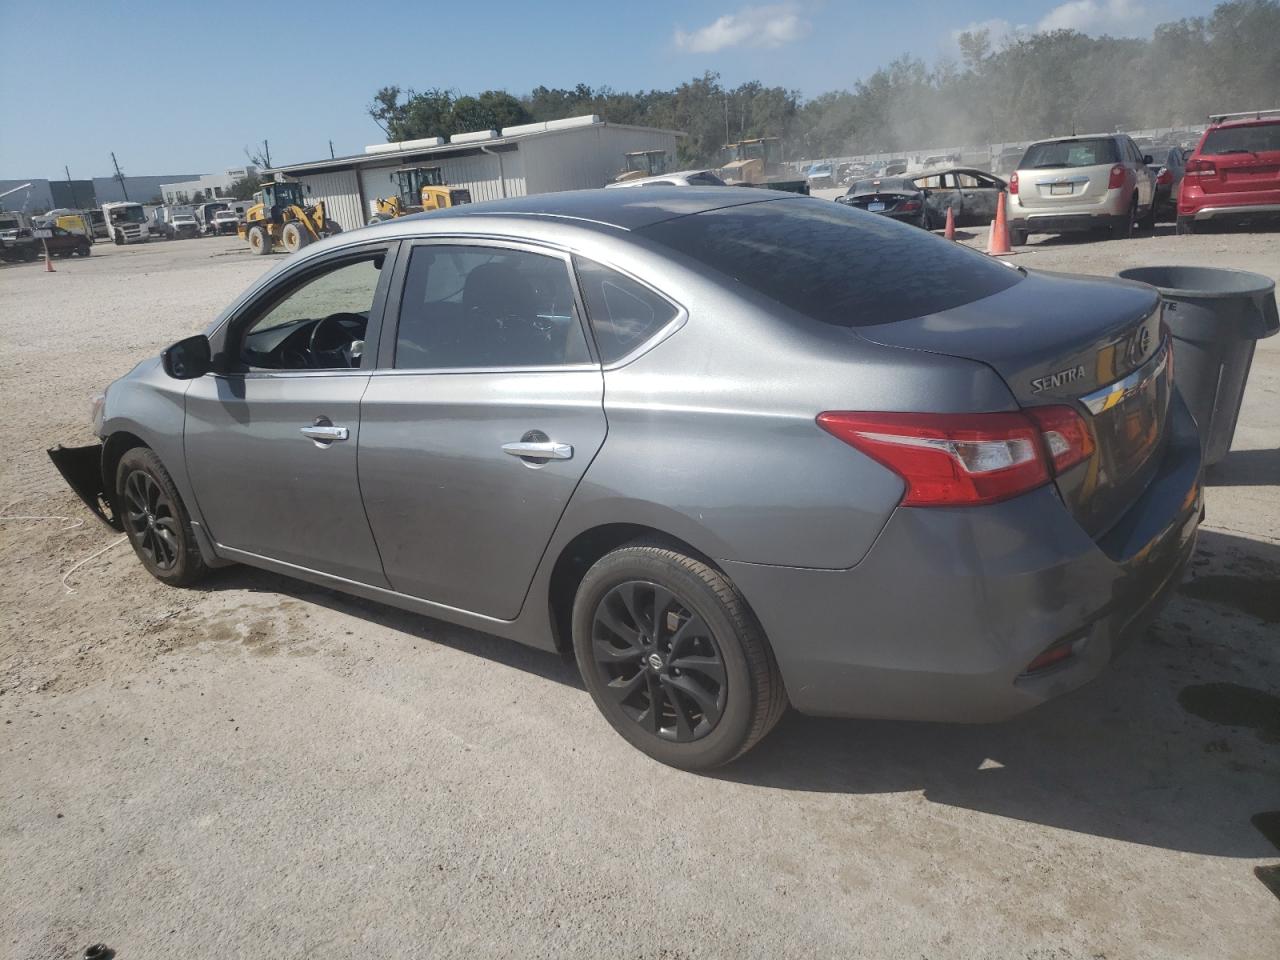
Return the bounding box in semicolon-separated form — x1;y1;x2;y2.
296;170;363;233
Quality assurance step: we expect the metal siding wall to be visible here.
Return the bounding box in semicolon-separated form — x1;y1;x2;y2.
295;170;363;232
522;127;680;193
354;153;525;218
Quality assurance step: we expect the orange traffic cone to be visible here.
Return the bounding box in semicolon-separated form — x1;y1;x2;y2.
943;205;956;240
986;192;1015;256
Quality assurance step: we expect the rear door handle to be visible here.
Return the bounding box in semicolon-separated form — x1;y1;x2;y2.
502;441;573;460
301;424;349;443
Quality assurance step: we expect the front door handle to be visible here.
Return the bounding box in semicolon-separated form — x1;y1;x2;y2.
502;441;573;461
301;424;349;443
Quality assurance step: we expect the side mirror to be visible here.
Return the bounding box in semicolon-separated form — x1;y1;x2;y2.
161;334;212;380
1143;154;1153;165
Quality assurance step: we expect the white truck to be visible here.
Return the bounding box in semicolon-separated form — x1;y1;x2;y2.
101;200;150;244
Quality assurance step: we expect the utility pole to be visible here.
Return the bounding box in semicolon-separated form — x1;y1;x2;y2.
262;139;271;169
110;152;129;201
329;140;335;159
65;165;80;210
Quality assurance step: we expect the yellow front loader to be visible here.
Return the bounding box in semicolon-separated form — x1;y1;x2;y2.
238;180;343;256
369;167;472;224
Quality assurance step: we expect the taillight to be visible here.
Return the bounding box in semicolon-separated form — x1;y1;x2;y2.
1156;168;1173;185
1025;406;1095;473
898;199;921;212
1009;171;1019;195
1184;157;1216;178
1107;164;1126;189
817;407;1094;507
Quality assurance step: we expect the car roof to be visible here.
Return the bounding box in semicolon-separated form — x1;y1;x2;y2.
911;167;998;179
1211;115;1280;128
850;177;916;192
394;186;781;232
1027;133;1118;144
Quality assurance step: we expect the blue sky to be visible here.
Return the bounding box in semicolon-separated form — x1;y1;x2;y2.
0;0;1214;179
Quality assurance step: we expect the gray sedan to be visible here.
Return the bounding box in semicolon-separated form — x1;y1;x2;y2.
50;189;1203;769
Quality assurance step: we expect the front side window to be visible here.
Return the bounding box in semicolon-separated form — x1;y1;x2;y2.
240;254;384;370
575;259;680;363
395;245;589;369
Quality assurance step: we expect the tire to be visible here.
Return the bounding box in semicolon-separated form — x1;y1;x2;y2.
1138;200;1157;234
115;447;209;587
1176;216;1197;235
325;220;343;236
113;230;124;246
572;542;787;769
78;244;91;256
247;224;271;255
1111;196;1138;240
281;220;310;254
1009;226;1029;246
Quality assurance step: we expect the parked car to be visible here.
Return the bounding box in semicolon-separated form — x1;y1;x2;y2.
0;225;90;261
1177;110;1280;234
1149;146;1189;218
49;189;1202;769
156;212;200;240
605;170;726;189
1006;134;1157;244
991;147;1026;177
837;177;931;228
211;209;241;235
910;168;1008;226
806;162;835;188
878;158;908;176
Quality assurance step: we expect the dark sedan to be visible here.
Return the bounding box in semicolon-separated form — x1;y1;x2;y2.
837;177;930;228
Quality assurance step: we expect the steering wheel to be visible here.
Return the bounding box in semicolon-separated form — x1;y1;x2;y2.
308;313;364;368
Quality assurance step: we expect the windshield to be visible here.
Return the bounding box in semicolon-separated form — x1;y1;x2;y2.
640;198;1021;328
1200;123;1280;155
1019;138;1119;168
108;205;146;224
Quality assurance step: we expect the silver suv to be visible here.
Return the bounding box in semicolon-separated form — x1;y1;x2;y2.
1007;134;1156;244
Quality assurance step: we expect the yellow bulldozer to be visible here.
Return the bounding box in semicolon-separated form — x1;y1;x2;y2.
612;149;670;183
718;138;808;194
238;179;342;255
368;166;472;224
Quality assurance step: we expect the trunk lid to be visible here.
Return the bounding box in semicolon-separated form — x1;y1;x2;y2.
856;269;1169;538
1194;121;1280;199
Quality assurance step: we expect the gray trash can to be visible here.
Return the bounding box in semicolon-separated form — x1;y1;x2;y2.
1117;265;1278;466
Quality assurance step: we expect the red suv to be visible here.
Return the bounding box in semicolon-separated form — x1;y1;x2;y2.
1178;109;1280;233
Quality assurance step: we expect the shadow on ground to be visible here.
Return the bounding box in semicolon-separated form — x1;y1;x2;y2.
197;526;1277;858
1207;446;1280;487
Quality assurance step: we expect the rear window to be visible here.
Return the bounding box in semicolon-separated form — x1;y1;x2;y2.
1200;123;1280;155
1019;138;1120;169
640;198;1021;327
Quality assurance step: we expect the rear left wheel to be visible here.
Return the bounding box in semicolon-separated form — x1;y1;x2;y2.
115;447;209;587
572;543;786;769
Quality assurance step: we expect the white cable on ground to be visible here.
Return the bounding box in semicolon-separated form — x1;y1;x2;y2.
60;537;128;594
1;500;86;530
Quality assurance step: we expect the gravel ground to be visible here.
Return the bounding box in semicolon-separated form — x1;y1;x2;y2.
2;226;1278;960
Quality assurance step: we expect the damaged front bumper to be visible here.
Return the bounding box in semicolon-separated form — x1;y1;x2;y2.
47;443;120;530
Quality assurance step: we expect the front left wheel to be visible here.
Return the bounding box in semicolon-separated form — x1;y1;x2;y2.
572;543;787;769
115;447;209;586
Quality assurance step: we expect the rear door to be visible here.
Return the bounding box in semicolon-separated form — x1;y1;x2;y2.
1194;121;1280;203
358;239;607;620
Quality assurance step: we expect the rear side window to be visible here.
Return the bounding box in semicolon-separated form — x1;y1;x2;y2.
640;199;1021;327
1020;138;1120;168
1200;123;1280;155
395;245;590;369
575;258;679;362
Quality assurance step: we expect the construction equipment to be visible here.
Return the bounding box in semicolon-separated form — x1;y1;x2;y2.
613;150;670;183
717;138;808;194
368;167;472;224
238;179;342;256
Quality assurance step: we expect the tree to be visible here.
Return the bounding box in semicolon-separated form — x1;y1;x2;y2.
228;171;262;201
190;190;206;203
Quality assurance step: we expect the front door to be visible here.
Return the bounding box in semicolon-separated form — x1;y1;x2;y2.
359;240;607;620
185;247;396;586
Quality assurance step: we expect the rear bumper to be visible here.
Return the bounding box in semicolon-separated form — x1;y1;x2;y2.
1009;212;1116;233
725;392;1203;722
1186;202;1280;221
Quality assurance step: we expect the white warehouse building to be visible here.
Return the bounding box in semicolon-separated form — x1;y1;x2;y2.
266;115;683;230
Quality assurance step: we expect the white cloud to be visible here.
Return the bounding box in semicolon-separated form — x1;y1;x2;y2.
1037;0;1147;33
948;1;1151;54
673;4;812;54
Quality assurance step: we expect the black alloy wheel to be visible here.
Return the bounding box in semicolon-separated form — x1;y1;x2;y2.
590;580;728;742
123;468;181;571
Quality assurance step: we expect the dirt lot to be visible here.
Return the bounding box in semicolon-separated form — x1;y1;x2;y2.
2;227;1278;960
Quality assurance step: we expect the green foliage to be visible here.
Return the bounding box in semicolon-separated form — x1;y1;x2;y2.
228;172;262;201
369;0;1280;161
